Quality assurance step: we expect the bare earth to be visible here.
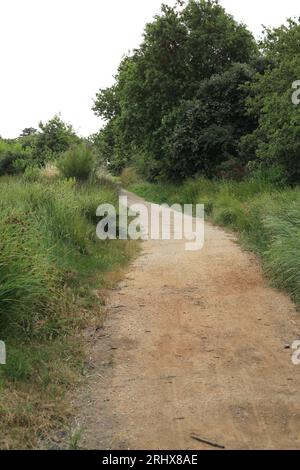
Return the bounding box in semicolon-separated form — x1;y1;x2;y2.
78;190;300;450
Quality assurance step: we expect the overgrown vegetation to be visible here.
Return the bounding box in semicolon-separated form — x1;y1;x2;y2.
0;172;136;448
0;115;82;177
0;140;32;175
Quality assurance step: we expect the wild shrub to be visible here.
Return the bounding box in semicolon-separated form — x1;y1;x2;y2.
57;144;95;180
0;140;32;175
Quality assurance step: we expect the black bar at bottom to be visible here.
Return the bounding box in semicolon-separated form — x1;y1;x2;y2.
0;450;296;466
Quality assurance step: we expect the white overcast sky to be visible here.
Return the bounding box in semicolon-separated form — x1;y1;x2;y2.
0;0;299;138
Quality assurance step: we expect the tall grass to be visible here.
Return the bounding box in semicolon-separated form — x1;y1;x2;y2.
0;174;135;448
129;177;300;306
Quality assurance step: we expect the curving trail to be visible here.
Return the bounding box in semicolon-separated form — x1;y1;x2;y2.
78;190;300;450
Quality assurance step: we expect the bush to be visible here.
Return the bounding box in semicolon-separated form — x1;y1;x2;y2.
57;144;95;180
0;140;32;176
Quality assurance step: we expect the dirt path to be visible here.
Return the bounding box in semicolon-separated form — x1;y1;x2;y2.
78;190;300;450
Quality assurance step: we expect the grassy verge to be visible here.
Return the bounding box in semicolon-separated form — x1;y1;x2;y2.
128;177;300;306
0;174;137;449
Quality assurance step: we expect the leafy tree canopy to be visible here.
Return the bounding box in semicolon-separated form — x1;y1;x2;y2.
93;0;258;180
246;18;300;183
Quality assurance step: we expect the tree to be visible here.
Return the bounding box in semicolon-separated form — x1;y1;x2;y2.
160;64;257;180
93;85;120;121
33;115;79;164
93;0;257;179
20;127;37;137
245;19;300;183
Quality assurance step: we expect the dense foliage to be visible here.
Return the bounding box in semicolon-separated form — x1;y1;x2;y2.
0;139;31;175
93;0;300;184
93;0;258;180
0;115;82;177
245;19;300;183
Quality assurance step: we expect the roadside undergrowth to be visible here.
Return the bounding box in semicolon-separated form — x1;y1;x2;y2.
0;174;138;449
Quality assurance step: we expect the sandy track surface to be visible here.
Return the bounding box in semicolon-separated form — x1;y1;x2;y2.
78;190;300;450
